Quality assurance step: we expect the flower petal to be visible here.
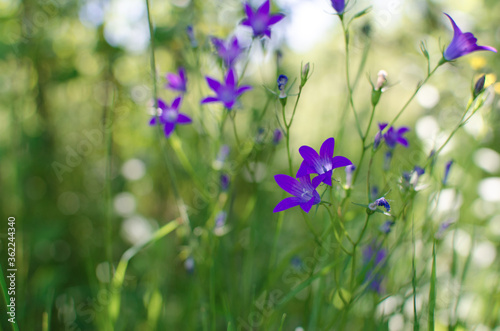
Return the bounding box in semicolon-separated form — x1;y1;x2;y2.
397;137;409;147
319;137;335;158
201;96;219;104
397;127;410;135
177;113;192;124
171;96;182;110
163;122;175;137
444;13;462;39
225;68;236;88
274;174;302;196
268;14;284;25
299;145;320;168
236;85;252;95
149;117;157;125
300;197;316;213
157;98;167;110
296;161;315;178
206;76;222;92
273;197;301;213
257;0;270;16
178;67;186;83
331;156;352;169
244;2;254;19
312;174;326;187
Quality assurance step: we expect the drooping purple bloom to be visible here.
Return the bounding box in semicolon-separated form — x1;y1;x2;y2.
272;129;283;145
443;160;453;185
369;197;391;213
184;256;195;274
384;151;392;171
290;255;303;269
211;36;244;67
383;124;410;149
435;219;454;239
380;220;395;234
165;67;187;93
220;174;230;191
201;68;252;110
273;174;321;213
215;211;227;229
330;0;345;14
241;0;285;38
186;25;197;47
443;13;497;61
370;186;379;201
296;137;352;187
149;97;192;137
344;164;356;189
277;74;288;98
373;123;387;150
363;244;387;293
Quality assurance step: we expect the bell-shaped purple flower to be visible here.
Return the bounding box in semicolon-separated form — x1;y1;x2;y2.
443;13;497;61
369;197;391;213
443;160;453;185
273;174;321;213
379;123;410;149
165;67;187;93
149;97;192;137
272;129;283;145
331;0;345;14
296;138;352;187
201;68;252;110
363;244;387;293
211;36;244;67
241;0;285;38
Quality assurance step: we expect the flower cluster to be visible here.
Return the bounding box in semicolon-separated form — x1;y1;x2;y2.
274;138;352;213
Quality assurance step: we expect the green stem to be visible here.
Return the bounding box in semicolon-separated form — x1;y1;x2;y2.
109;219;180;325
341;19;363;139
146;0;190;229
387;61;442;128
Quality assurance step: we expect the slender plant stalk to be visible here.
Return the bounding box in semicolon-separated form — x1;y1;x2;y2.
341;18;363;139
428;240;437;331
145;0;191;228
109;219;180;324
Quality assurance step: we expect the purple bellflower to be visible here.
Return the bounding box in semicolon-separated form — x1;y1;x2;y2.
369;197;391;213
149;97;192;138
241;0;285;38
443;160;453;185
220;173;230;191
166;67;187;93
331;0;345;14
363;244;387;293
380;220;395;234
272;129;283;145
344;164;356;189
296;137;352;187
201;68;252;110
443;13;497;61
211;36;244;67
384;124;410;149
273;174;321;213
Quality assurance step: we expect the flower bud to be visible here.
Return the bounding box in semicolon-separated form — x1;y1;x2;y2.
473;75;486;99
375;70;387;91
301;62;310;86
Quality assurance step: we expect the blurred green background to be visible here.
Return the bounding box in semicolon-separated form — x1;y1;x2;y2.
1;0;500;329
